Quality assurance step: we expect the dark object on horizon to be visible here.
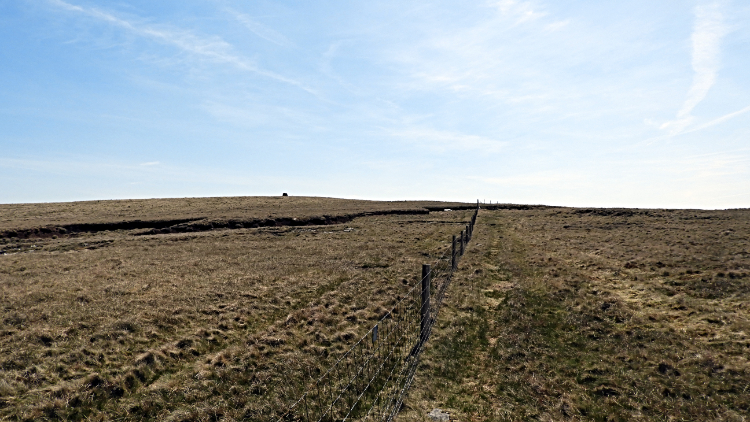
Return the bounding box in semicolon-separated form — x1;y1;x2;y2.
282;193;288;196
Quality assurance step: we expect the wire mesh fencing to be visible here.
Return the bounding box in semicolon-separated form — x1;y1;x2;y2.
274;204;479;422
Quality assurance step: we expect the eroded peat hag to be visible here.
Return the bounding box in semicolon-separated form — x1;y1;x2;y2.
0;197;477;421
400;207;750;421
0;196;477;239
0;211;443;240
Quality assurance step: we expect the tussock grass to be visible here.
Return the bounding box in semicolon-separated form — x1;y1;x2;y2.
6;199;746;421
399;208;750;421
0;197;476;420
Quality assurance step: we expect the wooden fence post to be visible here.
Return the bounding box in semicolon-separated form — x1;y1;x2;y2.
460;230;465;256
451;235;457;271
420;264;431;345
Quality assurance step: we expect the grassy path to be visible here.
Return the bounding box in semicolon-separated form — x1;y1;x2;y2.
399;208;750;421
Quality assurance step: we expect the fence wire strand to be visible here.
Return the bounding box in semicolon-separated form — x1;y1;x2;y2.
274;206;479;422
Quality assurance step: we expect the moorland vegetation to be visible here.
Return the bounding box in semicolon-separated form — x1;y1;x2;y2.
402;206;750;421
1;197;748;421
0;197;476;420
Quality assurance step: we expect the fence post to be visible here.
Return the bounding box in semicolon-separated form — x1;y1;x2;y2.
451;235;457;271
466;224;470;243
420;264;431;346
460;230;465;256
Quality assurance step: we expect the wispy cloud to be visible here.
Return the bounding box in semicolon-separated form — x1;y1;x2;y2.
544;19;570;32
388;127;507;153
652;150;750;179
491;0;547;24
0;156;163;175
200;101;268;127
318;41;365;95
383;0;598;116
471;170;585;187
661;2;727;134
0;153;322;204
682;104;750;135
640;103;750;146
225;7;294;47
47;0;314;93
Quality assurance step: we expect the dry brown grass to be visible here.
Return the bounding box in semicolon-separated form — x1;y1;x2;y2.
5;199;747;421
0;196;476;420
400;207;750;421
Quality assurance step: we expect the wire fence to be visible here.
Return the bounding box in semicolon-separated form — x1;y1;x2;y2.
273;203;479;422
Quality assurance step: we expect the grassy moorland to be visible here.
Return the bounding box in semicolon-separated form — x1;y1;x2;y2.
3;198;748;421
400;207;750;421
0;196;477;420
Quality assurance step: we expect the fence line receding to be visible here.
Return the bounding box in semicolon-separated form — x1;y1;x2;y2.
274;202;480;422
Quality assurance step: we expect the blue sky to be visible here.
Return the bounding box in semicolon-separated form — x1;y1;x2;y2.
1;0;748;208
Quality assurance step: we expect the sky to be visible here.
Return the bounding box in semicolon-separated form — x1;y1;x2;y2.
1;0;749;208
